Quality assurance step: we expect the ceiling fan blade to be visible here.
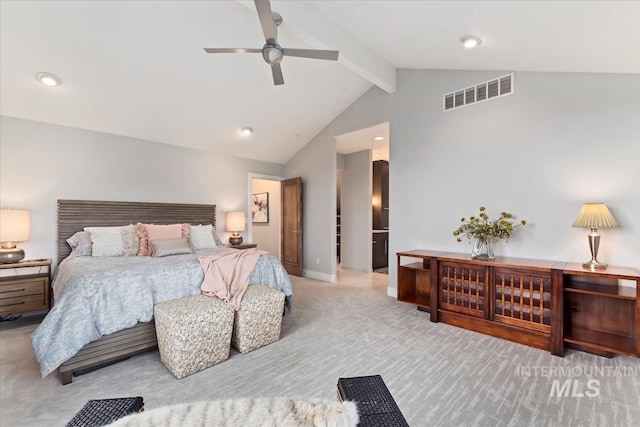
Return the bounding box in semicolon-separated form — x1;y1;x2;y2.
255;0;277;44
271;64;284;85
282;48;339;61
203;48;262;54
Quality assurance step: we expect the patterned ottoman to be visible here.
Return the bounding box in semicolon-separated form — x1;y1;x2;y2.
154;295;235;379
232;284;285;353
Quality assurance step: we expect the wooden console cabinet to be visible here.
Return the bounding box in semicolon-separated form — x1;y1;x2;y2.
397;250;639;358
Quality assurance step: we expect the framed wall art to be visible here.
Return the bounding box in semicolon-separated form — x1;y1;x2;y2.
252;192;269;223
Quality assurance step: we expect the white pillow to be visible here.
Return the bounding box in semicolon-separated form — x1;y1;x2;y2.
84;225;137;257
189;224;217;250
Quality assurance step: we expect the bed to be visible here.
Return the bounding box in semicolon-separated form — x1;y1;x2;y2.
31;200;293;384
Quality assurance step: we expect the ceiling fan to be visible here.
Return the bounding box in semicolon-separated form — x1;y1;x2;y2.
204;0;339;86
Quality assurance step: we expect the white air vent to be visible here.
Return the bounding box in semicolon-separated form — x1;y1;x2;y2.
443;73;514;112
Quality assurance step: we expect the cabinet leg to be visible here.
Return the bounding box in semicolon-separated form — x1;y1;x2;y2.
550;345;564;357
550;269;564;357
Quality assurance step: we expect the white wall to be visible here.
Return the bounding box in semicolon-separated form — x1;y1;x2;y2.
284;70;640;290
284;129;337;282
340;150;372;272
251;178;281;259
0;116;284;263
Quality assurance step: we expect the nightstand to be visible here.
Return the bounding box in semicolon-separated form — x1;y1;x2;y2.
0;258;52;316
226;243;258;250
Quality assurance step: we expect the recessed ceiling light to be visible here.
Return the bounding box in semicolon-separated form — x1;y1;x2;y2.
460;36;482;49
36;72;62;87
373;153;381;158
374;136;384;141
240;127;253;136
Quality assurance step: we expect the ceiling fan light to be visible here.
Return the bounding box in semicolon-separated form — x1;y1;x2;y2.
36;72;62;87
460;36;482;49
262;46;283;65
240;127;253;136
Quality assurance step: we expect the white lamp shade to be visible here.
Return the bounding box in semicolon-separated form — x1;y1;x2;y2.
0;209;31;242
572;203;618;228
226;211;246;232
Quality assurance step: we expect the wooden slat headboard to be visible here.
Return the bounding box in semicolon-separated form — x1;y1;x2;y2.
57;199;216;262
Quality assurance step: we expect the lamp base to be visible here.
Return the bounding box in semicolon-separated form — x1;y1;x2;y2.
229;234;243;246
582;229;607;270
0;247;25;264
582;259;608;270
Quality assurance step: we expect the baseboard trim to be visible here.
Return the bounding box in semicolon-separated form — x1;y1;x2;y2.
303;270;336;283
387;287;397;298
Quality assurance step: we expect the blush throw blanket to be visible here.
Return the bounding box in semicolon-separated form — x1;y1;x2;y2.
199;248;269;310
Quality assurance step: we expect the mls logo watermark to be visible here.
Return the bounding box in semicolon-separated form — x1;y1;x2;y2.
515;365;638;399
549;379;600;398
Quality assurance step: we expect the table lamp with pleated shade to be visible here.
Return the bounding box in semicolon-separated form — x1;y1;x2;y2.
572;202;618;270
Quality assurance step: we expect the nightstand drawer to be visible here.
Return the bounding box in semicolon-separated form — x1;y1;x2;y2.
0;294;48;314
0;259;52;315
0;278;47;299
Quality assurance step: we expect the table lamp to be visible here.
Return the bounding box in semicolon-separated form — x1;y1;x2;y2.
0;208;31;263
226;211;245;245
572;202;618;269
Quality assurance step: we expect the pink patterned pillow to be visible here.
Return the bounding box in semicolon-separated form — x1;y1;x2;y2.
136;223;189;256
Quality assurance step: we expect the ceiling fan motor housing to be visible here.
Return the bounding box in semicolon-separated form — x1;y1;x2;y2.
262;44;284;65
203;1;339;85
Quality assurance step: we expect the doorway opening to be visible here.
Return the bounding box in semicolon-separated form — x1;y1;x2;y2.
248;174;284;260
334;122;390;278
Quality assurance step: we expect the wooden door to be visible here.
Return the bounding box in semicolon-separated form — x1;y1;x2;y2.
372;232;388;269
281;177;302;276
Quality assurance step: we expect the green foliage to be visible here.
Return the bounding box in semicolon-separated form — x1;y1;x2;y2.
453;207;526;243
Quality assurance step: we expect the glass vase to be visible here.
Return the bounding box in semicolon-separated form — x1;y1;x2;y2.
472;238;495;260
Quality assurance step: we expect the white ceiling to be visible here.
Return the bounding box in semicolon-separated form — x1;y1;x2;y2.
312;1;640;74
2;1;638;164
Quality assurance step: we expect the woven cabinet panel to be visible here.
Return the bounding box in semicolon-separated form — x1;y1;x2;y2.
494;268;552;332
154;295;234;379
232;284;285;354
439;262;487;317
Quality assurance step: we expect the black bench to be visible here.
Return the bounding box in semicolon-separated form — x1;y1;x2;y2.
337;375;408;426
66;397;144;427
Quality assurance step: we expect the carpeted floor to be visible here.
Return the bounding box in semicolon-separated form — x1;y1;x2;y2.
1;270;639;426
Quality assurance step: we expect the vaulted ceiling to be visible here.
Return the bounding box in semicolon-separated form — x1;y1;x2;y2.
2;1;638;164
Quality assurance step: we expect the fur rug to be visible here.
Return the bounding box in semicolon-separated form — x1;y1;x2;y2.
108;397;359;427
